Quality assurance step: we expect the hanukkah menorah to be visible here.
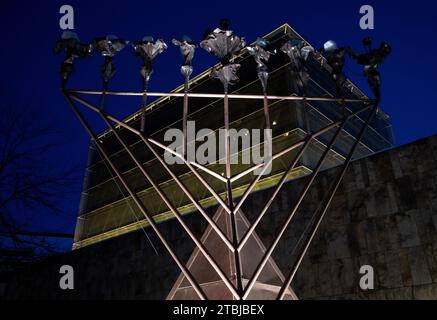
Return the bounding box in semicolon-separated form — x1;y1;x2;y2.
58;20;390;300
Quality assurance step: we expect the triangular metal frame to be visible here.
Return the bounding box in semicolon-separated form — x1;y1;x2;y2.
167;206;298;300
64;88;376;300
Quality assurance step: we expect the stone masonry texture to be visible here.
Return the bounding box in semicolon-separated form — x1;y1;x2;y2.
4;134;437;300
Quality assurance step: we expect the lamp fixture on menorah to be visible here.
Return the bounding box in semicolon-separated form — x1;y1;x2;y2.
93;35;129;109
132;37;167;133
173;36;196;157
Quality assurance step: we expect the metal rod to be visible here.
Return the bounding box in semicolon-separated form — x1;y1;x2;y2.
276;107;377;300
230;103;373;183
185;157;229;183
71;94;142;134
98;111;234;252
99;110;239;299
230;140;305;184
147;138;231;211
183;81;189;158
263;95;271;131
69;94;232;213
63;92;207;300
224;92;231;180
100;81;108;110
262;93;272;186
140;82;149;134
147;130;229;184
228;178;243;295
66;89;375;104
223;88;244;296
242;116;348;300
232;94;273;213
140;92;148;133
237;137;312;251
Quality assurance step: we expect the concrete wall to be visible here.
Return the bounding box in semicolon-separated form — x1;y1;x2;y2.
5;134;437;300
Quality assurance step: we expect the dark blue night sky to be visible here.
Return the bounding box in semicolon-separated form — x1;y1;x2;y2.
1;0;436;250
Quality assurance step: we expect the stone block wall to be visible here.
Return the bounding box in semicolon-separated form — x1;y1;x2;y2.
4;135;437;300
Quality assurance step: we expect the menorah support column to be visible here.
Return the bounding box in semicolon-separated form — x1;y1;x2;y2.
140;91;148;134
223;89;244;296
183;81;189;158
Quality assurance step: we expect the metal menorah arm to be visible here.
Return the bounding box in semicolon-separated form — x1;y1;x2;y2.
65;89;375;104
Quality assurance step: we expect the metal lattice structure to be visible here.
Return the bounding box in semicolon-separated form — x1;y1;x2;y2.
59;22;386;300
63;88;376;300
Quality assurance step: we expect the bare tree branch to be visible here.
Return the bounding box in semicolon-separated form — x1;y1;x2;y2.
0;104;80;255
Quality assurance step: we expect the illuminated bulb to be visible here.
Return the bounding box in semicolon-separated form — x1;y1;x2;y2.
272;121;277;126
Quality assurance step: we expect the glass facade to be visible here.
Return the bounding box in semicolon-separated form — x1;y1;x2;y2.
73;24;394;249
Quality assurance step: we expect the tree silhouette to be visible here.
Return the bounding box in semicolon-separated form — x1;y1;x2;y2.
0;105;79;257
